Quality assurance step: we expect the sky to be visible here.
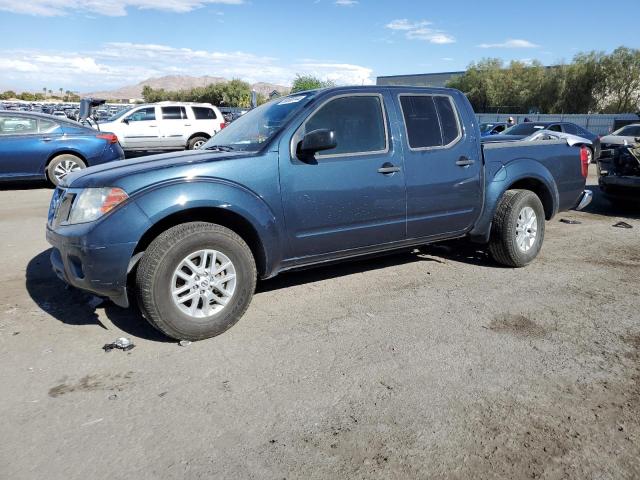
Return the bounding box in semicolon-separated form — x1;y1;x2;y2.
0;0;638;93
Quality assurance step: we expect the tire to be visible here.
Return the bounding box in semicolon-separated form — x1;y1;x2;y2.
488;189;545;268
135;222;256;341
187;136;208;150
47;154;87;186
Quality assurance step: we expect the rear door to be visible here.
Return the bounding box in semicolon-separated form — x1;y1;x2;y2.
159;106;189;148
121;107;160;149
395;92;482;239
0;115;59;179
279;92;406;259
192;106;222;135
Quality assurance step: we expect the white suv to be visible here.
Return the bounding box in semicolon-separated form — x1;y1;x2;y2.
99;102;224;151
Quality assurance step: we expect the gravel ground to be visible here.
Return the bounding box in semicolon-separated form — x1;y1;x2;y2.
0;167;638;480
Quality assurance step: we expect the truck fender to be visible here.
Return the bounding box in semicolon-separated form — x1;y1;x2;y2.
470;159;559;242
131;178;283;277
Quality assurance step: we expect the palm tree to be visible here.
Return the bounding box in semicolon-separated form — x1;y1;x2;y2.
59;88;63;99
43;87;47;97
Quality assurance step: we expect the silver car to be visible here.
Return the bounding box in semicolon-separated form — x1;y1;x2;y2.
600;123;640;148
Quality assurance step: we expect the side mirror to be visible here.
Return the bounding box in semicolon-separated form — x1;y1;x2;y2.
298;129;337;157
122;118;129;124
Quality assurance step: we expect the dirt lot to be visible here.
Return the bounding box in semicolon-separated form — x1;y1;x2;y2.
0;167;638;480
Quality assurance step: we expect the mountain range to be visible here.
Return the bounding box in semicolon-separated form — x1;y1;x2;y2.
86;75;290;100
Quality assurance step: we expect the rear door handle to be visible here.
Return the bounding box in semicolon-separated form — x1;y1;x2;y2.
456;156;475;167
378;162;401;174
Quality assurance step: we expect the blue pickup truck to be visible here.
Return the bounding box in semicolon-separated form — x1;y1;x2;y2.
46;86;592;340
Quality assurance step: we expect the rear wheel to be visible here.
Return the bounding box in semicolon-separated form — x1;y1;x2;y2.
47;154;86;186
187;136;208;150
135;222;256;341
488;189;545;267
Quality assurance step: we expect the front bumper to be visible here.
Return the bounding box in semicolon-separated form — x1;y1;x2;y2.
575;189;593;211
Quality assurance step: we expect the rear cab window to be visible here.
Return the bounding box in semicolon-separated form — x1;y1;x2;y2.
399;94;462;149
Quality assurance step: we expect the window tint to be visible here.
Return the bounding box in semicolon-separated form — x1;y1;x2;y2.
39;119;60;134
0;116;38;135
562;123;577;135
303;95;386;156
575;125;593;137
548;124;562;132
162;106;187;120
618;125;640;137
128;107;156;122
434;96;460;145
192;107;217;120
400;96;442;148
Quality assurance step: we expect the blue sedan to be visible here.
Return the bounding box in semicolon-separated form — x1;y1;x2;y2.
0;111;124;186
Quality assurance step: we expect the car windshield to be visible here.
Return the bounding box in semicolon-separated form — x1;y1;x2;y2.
614;125;640;137
502;123;546;136
106;108;132;122
202;94;315;152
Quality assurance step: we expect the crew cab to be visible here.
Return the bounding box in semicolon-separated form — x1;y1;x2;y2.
46;86;592;340
99;102;225;152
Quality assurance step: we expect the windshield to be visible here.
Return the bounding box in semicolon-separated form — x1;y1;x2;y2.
502;123;546;136
614;125;640;137
202;94;314;152
106;107;132;122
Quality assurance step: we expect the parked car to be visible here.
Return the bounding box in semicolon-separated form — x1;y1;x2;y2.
600;124;640;149
597;142;640;204
484;130;595;163
496;121;601;162
97;102;225;152
52;111;68;118
47;86;591;340
0;112;124;186
480;122;508;136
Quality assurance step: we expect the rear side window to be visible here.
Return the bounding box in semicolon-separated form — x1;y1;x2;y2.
192;107;217;120
400;96;441;148
39;119;60;134
162;106;187;120
303;95;387;156
434;96;460;145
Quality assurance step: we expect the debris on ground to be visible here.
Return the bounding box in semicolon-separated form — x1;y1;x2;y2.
612;221;633;229
560;218;582;225
103;337;135;352
178;340;192;347
108;394;118;400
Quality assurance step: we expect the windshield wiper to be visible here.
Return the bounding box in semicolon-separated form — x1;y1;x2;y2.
205;145;235;152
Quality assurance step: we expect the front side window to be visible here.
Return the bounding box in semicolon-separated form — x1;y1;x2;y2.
548;124;562;132
192;107;217;120
127;107;156;122
162;106;187;120
0;116;38;135
562;123;578;135
302;95;387;156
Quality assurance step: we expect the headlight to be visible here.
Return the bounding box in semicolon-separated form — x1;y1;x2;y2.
67;187;128;224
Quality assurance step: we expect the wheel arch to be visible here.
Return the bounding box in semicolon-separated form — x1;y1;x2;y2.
45;149;88;168
505;177;555;220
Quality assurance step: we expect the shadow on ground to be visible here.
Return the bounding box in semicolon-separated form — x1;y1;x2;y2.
0;180;50;191
25;249;171;342
583;182;640;220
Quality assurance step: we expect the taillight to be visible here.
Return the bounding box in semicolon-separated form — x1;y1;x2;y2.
220;122;226;130
97;133;118;144
580;146;589;178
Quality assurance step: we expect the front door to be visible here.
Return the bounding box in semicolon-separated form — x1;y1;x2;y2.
279;92;407;260
395;93;482;238
121;106;160;149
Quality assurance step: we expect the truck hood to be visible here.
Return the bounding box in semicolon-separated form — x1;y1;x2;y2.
62;150;253;190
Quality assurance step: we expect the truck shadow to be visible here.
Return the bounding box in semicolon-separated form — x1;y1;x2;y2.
0;180;50;191
25;249;172;342
581;186;640;220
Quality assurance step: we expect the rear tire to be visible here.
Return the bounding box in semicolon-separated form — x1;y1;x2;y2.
187;136;208;150
135;222;256;341
488;189;545;267
47;154;86;186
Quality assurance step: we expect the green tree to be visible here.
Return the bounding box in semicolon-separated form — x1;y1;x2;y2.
600;47;640;113
290;75;335;93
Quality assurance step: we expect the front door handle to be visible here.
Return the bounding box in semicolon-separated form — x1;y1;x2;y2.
42;137;53;142
378;162;401;174
456;156;475;167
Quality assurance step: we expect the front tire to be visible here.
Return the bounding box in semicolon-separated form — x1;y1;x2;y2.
488;189;545;267
47;154;86;186
135;222;257;340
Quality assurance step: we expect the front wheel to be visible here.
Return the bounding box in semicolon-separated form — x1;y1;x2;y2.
187;136;208;150
488;189;545;267
135;222;257;340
